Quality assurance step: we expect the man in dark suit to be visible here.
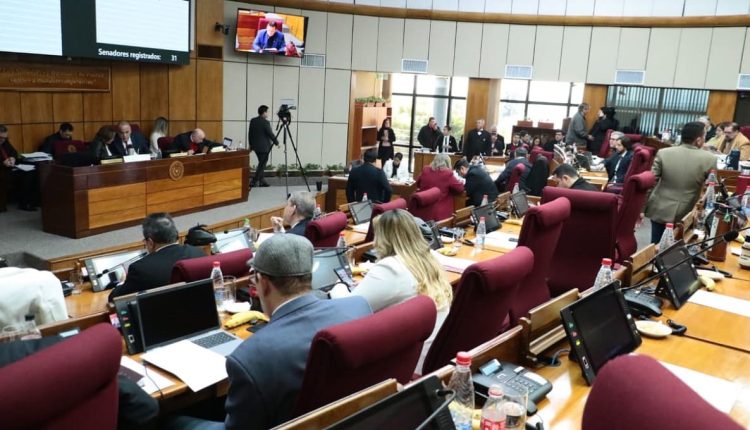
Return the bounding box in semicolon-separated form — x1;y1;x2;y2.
109;213;205;301
39;123;74;155
436;125;458;153
553;163;599;192
346;148;392;203
544;130;564;152
490;125;505;156
171;128;208;155
455;158;498;207
270;191;315;236
604;133;633;185
112;121;148;156
494;147;532;192
464;119;492;161
248;105;279;187
417;117;440;151
166;234;372;430
252;20;287;54
566;103;590;147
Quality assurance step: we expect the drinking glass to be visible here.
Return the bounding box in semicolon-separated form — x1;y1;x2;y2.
69;266;83;295
222;276;237;307
0;325;20;343
345;247;356;269
503;387;528;430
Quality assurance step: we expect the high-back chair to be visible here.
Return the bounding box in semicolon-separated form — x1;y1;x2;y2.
0;323;121;430
606;147;654;194
421;247;534;374
305;212;348;247
364;198;407;242
614;171;656;263
529;146;554;163
506;163;527;194
171;248;252;283
509;197;571;325
582;355;743;430
293;295;437;416
407;187;442;222
541;187;618;296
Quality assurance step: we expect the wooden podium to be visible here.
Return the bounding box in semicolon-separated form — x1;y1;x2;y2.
39;151;250;238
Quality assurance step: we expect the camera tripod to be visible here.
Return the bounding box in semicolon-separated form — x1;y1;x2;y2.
274;114;310;198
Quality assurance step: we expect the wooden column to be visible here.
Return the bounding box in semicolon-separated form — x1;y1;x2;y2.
707;90;738;123
465;78;491;137
582;84;608;130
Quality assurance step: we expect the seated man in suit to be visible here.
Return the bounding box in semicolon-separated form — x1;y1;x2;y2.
172;128;213;155
604;133;633;185
252;20;286;54
346;148;392;203
109;213;205;300
39;122;74;155
112;121;148;156
553;163;599;191
544;129;564;152
455;158;498;207
271;191;315;236
166;234;372;430
494;147;532;192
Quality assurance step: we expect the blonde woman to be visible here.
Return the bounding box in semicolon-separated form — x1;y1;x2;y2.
149;116;169;157
331;208;453;372
416;153;465;220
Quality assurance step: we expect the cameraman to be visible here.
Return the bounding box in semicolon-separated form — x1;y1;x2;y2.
248;105;279;187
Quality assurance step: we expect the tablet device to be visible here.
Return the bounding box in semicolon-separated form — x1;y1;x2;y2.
471;204;501;233
560;281;641;385
510;191;530;218
427;220;444;250
312;248;352;292
212;228;251;253
349;200;373;225
654;240;701;309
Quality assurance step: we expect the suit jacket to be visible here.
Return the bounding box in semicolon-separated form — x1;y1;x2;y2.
645;143;717;224
570;177;599;192
88;139;115;161
288;218;311;236
40;132;68;155
436;135;458;153
491;136;505;156
464;165;498;207
346;162;392;203
223;294;372;430
589;117;618;153
252;29;286;53
604;150;633;184
112;131;149;156
716;132;750;160
109;244;205;300
417;125;440;150
248;116;278;154
416;166;465;220
171;131;199;153
464;129;492;160
0;140;19;163
565;112;588;146
495;157;532;190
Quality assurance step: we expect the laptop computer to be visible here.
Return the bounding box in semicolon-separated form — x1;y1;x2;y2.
349;200;373;225
311;248;352;292
137;279;243;356
212;228;251;253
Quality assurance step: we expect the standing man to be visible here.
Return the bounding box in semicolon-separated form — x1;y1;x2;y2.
644;122;717;244
40;123;74;155
464;119;492;161
454;158;498;207
112;121;148;156
346;148;392;203
417;117;440;151
566;103;590;147
437;125;458;153
249;105;279;188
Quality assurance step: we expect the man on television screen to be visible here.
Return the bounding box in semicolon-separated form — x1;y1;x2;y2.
252;21;286;54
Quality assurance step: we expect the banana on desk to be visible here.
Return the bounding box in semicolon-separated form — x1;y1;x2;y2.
224;310;269;328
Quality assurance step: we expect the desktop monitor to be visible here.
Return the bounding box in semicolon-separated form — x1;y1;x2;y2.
84;250;145;292
235;9;308;58
212;228;251;253
311;248;351;292
560;281;642;385
471;204;501;233
654;240;701;309
349;200;374;225
510;191;530;218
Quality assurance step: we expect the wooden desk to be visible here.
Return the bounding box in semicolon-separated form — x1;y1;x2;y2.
65;288;110;318
412;152;506;179
39;150;250;238
324;176;416;212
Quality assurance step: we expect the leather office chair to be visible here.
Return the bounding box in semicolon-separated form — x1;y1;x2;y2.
599;129;614;158
506;163;527;194
171;248;252;283
529;146;554;163
258;18;284;33
305;212;348;247
606;147;654;195
741;125;750;142
157;136;175;151
614;171;656;263
52;140;86;159
582;354;743;430
421;247;534;374
364;198;407;242
294;295;437;416
541;187;618;297
407;187;442;222
509;197;571;325
0;323;121;430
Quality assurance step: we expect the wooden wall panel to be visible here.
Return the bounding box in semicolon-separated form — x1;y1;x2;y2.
707;90;738;123
20;93;53;124
139;63;170;123
111;63;141;121
196;0;225;47
170;120;197;136
83;122;114;143
52;93;84;123
0;91;21;124
83;92;113;123
4;124;22;150
22;123;55;153
200;121;222;141
169;63;197;121
465;78;491;137
582;84;608;130
197;60;223;121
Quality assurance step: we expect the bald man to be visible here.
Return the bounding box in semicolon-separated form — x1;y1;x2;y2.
112;121;148;156
172;128;208;155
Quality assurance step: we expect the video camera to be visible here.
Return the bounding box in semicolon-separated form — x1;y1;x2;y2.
278;104;296;123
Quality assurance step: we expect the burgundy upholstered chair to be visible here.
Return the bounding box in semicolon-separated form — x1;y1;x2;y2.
509;197;571;325
529;146;554;163
599;129;613;158
157;136;175;151
294;295;437;416
364;198;407;242
171;248;252;283
305;212;348;247
741;125;750;142
506;163;527;194
407;187;443;221
421;247;535;374
0;323;121;429
582;355;743;430
541;187;618;297
52;140;86;158
614;171;656;263
605;147;654;195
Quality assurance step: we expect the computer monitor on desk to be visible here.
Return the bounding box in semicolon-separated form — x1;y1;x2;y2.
84;250;145;292
654;240;701;309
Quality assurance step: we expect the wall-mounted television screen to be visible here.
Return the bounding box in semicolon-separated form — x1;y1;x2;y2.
235;9;307;57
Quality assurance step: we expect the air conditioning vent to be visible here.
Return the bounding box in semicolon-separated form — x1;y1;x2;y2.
615;70;645;85
301;54;326;68
505;65;533;80
401;59;428;74
738;74;750;90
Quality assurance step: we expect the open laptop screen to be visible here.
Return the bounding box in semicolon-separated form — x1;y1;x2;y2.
349;201;373;225
311;248;349;291
138;279;219;350
212;229;251;253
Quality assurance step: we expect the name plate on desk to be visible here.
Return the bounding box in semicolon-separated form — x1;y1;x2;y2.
123;154;151;163
100;158;123;165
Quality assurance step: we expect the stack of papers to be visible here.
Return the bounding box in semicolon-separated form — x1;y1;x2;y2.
141;340;228;392
688;290;750;318
21;152;52;162
120;356;174;394
430;250;475;273
351;222;370;234
14;164;35;172
485;231;519;251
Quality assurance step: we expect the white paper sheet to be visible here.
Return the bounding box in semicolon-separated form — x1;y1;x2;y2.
255;232;274;247
351;222;370;234
141;340;227;392
688;289;750;318
430;250;475;273
485;231;519;251
14;164;35;172
120;356;174;394
21;152;52;159
659;361;740;414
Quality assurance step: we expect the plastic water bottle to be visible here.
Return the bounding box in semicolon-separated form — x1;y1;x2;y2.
337;232;347;249
20;314;42;340
742;191;750;217
475;217;486;251
447;352;475;430
658;223;676;252
705;182;716;211
706;169;718;185
480;385;506;430
592;258;613;290
313;204;322;220
512;183;520;194
362;192;368;202
210;262;226;312
481;194;489;206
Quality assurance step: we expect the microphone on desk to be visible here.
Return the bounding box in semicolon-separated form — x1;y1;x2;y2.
414;389;455;430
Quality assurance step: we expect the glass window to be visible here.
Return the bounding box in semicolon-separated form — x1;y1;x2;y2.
499;79;583;137
391;73;415;94
449;99;467;138
391;95;413;143
415;97;448;128
498;102;526;138
500;79;528;101
606;85;709;135
529;81;571;103
527;104;569;130
570;83;584;104
416;75;450;96
451;77;469;97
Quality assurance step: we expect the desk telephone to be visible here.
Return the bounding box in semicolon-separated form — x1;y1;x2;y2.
473;359;553;415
